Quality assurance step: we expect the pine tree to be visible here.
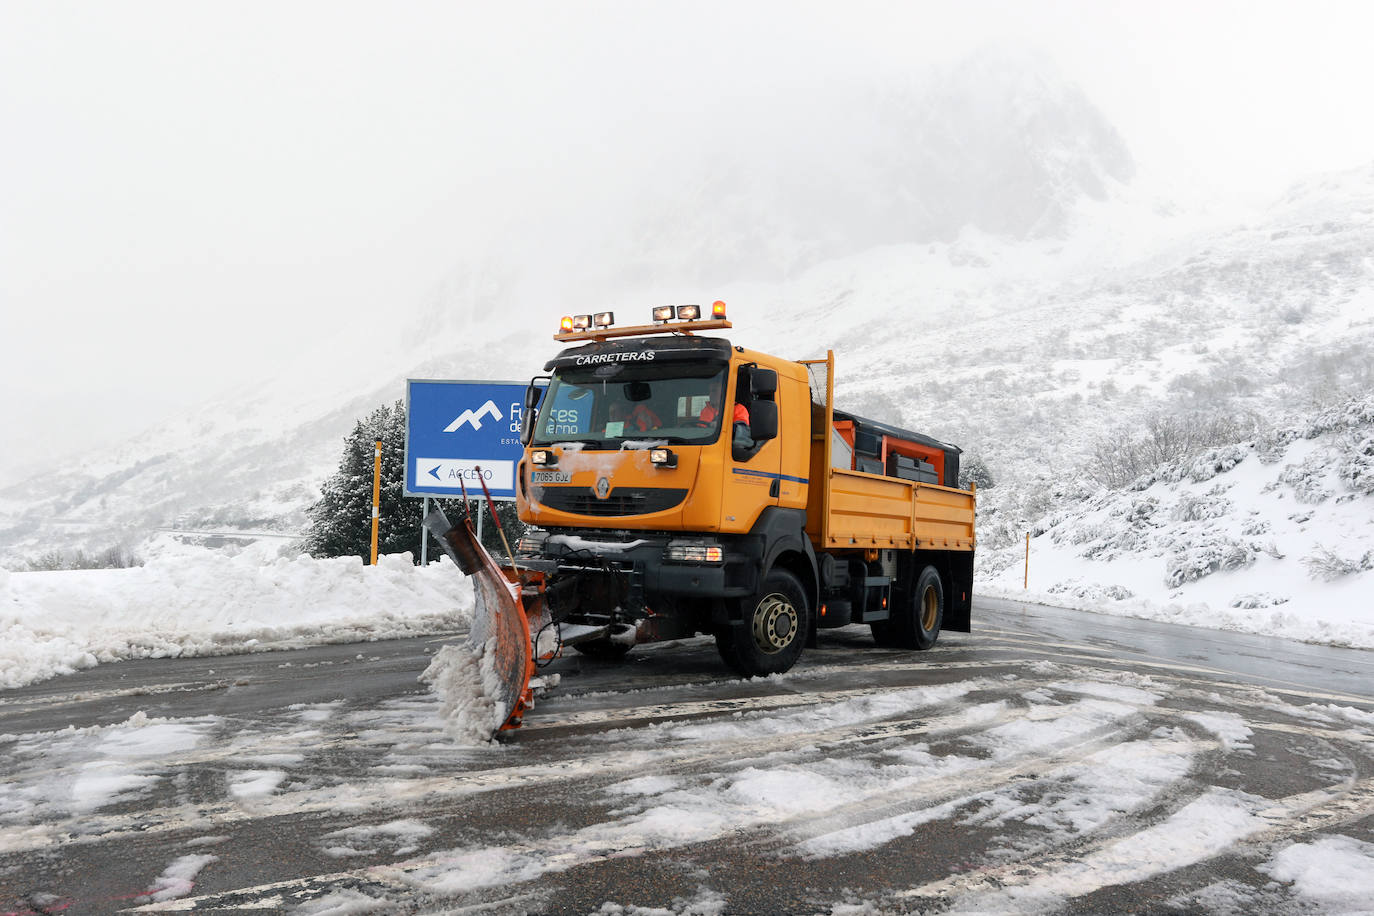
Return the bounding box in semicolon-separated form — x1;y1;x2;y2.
303;401;525;563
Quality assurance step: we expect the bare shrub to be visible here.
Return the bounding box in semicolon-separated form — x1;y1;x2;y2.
25;545;142;571
1087;410;1260;490
1302;546;1373;581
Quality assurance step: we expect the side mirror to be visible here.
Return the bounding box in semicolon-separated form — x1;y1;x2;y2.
749;400;778;442
520;380;545;446
750;368;778;400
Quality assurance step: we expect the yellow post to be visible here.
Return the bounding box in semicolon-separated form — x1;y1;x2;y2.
1024;532;1030;588
370;438;382;565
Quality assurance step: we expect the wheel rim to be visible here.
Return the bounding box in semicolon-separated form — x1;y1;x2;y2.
920;586;938;632
752;592;799;654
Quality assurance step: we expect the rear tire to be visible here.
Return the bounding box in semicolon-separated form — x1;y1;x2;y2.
715;569;809;677
871;565;943;650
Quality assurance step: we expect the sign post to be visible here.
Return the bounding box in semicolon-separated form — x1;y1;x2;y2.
405;379;529;560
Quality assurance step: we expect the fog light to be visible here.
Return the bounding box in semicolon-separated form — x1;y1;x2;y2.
649;447;677;468
666;541;724;563
531;450;556;466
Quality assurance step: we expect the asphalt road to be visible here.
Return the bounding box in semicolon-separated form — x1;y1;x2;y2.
1;596;1371;915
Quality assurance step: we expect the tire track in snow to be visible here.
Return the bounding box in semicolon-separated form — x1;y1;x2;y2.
891;776;1374;913
114;688;1173;910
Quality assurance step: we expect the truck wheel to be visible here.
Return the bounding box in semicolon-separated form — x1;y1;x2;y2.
872;565;943;650
715;569;809;677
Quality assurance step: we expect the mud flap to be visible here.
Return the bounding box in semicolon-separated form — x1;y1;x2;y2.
424;508;535;732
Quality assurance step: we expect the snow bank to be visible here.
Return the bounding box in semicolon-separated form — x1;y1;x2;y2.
0;549;473;689
980;397;1374;649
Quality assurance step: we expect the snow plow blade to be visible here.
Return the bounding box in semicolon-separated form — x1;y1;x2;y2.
424;507;534;732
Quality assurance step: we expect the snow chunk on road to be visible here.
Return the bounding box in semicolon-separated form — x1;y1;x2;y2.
1262;835;1374;907
144;853;218;903
0;551;472;689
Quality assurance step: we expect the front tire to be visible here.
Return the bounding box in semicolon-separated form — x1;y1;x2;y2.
871;564;943;650
715;569;809;677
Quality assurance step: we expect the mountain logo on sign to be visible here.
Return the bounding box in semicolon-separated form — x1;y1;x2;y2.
444;400;502;432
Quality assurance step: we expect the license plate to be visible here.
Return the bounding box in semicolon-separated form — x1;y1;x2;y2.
532;470;572;483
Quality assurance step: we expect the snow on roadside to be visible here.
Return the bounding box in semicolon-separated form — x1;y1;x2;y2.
0;548;473;690
980;396;1374;649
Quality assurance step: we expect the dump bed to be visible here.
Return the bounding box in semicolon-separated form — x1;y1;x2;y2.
799;354;976;553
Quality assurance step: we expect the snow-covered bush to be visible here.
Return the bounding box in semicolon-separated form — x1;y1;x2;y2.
1171;490;1232;522
1231;594;1289;609
1279;455;1334;505
1337;436;1374;496
1302;545;1373;581
1165;536;1256;587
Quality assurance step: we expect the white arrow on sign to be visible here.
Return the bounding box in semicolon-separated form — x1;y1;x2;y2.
444;400;502;432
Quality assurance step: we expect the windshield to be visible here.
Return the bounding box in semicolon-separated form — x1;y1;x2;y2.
532;361;729;448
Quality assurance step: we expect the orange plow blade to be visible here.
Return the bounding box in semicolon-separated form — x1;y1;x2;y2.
424;507;535;732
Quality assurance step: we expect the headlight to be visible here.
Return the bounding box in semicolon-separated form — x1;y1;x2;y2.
665;540;724;563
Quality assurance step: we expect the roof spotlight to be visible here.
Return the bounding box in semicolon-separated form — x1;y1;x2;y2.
652;305;675;323
572;314;593;330
593;311;615;327
676;304;701;321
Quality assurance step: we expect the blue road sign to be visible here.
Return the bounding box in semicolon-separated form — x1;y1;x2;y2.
404;379;528;500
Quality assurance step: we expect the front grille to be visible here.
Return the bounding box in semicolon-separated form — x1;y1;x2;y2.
538;487;688;517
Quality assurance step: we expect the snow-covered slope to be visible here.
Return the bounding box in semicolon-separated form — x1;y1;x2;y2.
981;396;1374;648
1;58;1371;649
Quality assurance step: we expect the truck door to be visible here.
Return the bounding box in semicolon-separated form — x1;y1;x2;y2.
719;365;783;534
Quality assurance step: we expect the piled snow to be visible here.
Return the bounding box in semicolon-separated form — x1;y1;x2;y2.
0;547;473;689
1260;835;1374;909
418;638;506;746
981;396;1374;648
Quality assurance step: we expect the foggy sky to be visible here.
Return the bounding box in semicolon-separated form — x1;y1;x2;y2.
3;0;1373;485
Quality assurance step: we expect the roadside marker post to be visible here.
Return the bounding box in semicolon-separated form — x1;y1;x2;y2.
1024;532;1030;589
370;439;382;566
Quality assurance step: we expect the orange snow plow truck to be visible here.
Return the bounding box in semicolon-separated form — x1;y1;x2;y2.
426;304;975;732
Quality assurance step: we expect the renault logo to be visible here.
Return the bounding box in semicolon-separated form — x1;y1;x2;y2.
595;477;611;499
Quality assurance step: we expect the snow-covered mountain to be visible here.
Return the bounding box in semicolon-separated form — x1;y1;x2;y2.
2;54;1371;641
